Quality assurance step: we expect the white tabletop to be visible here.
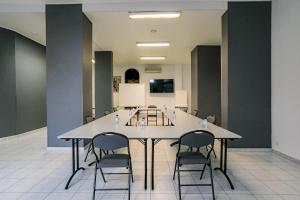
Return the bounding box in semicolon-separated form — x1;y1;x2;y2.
58;109;241;140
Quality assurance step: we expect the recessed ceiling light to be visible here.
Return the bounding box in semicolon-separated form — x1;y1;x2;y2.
129;12;180;19
92;59;95;64
137;42;170;47
140;56;166;60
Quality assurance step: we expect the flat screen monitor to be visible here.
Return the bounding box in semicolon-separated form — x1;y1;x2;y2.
150;79;174;93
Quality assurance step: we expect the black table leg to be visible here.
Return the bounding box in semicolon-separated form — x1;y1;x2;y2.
151;139;155;190
144;139;148;190
214;139;234;189
151;139;161;190
137;139;148;190
65;139;85;190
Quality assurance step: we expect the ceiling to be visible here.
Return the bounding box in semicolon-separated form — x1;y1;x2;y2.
0;12;45;45
0;9;224;65
87;10;224;65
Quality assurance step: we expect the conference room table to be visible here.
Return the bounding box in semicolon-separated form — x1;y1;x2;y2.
58;108;241;190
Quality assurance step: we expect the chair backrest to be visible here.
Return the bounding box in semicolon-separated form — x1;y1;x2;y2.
179;130;214;149
192;110;199;117
85;116;94;124
92;132;129;151
207;115;216;124
175;106;188;113
103;110;111;116
148;105;157;108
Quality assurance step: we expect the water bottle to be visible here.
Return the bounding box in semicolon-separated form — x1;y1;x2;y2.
141;117;145;128
115;114;120;125
202;118;208;129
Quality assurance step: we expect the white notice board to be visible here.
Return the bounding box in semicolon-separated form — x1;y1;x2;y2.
119;84;145;107
175;90;187;107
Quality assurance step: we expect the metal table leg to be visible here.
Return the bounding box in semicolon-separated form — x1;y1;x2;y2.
214;139;234;189
137;139;148;190
144;139;148;190
151;139;161;190
65;139;85;189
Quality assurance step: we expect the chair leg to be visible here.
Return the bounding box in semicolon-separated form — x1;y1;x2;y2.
209;162;215;200
128;162;131;200
200;164;207;180
84;143;92;162
212;148;217;158
93;163;97;200
177;161;182;200
130;159;134;182
99;167;106;183
173;158;178;180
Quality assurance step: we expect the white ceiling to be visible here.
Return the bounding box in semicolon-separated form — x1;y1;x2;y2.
0;10;224;65
87;10;224;65
0;12;45;45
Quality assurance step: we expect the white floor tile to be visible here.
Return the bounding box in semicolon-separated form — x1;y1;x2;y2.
0;128;300;200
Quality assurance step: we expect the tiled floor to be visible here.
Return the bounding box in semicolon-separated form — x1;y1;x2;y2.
0;128;300;200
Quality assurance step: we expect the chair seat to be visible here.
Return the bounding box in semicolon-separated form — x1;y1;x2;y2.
178;151;209;165
98;154;130;168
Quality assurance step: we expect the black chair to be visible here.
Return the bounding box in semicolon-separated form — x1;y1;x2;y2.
92;132;133;200
83;116;94;162
175;106;188;113
147;105;158;126
191;110;199;117
104;110;111;116
173;130;215;200
206;115;217;158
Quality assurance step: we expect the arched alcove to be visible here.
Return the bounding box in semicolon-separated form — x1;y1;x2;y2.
125;68;140;83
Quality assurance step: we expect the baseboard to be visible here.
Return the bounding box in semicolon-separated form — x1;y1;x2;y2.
272;149;300;164
228;148;272;152
0;127;46;143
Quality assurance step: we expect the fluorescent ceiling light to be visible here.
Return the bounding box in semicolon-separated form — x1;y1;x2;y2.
140;56;166;60
137;42;170;47
129;12;180;19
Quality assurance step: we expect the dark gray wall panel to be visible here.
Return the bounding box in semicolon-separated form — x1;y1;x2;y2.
82;14;93;120
0;28;16;137
46;4;92;147
221;12;228;129
95;51;113;118
191;46;221;125
15;34;46;134
191;49;198;111
222;2;271;148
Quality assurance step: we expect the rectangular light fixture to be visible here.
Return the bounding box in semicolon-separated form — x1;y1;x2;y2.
137;42;170;47
140;56;166;60
129;12;180;19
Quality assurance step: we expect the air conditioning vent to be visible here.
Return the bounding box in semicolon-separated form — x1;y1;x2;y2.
144;65;162;73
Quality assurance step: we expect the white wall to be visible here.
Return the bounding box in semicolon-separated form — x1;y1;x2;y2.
113;64;191;110
272;0;300;160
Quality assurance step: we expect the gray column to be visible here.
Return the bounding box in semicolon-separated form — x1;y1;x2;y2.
0;28;46;138
191;45;221;125
0;28;16;137
95;51;113;118
46;4;92;147
221;2;271;148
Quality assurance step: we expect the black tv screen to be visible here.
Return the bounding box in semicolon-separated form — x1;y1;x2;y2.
150;79;174;93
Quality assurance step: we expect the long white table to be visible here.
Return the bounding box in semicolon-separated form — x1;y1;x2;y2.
58;109;241;190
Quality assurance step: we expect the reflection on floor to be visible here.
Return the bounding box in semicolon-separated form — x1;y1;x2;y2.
0;128;300;200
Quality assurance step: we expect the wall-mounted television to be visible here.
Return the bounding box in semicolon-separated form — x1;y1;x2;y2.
150;79;174;93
